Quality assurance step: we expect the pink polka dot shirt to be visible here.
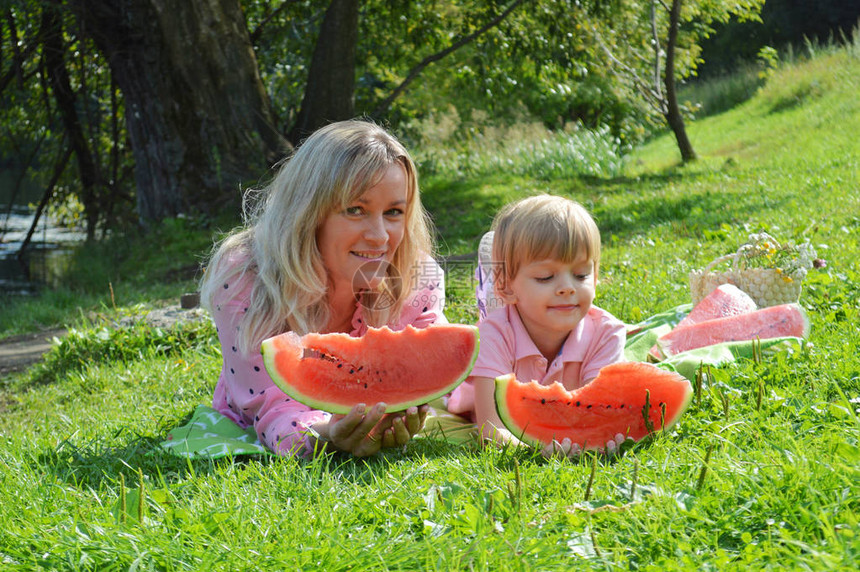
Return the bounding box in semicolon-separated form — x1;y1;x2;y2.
210;255;447;456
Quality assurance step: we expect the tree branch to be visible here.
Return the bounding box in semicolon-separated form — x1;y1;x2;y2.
0;11;42;95
650;0;665;111
17;142;73;258
588;22;664;110
370;0;529;120
249;0;302;45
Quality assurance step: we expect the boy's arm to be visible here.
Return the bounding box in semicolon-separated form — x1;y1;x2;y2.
473;375;520;446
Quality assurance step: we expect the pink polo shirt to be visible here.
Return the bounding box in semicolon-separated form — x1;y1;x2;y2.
447;304;625;417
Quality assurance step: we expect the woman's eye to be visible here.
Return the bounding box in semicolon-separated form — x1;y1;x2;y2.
384;208;404;217
344;206;363;216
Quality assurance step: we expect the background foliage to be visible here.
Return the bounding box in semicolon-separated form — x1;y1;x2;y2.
3;0;858;236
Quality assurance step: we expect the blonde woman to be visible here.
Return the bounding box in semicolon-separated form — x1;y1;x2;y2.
201;120;446;458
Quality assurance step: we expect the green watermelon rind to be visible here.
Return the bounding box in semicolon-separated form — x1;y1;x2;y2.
261;325;480;414
494;373;541;448
493;363;693;450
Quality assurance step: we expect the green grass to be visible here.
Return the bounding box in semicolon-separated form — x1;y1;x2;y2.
1;46;859;569
0;215;218;337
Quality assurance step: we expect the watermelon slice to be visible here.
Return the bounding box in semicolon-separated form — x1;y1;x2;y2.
677;284;758;329
494;362;692;449
655;303;809;358
261;324;479;414
649;284;758;359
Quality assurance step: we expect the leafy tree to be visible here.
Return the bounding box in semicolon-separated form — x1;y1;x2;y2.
3;0;531;230
580;0;766;162
1;0;133;240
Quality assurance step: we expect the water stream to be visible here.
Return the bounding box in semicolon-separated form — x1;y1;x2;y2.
0;207;86;295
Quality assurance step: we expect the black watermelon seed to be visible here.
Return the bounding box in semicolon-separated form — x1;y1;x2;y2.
541;399;546;404
337;364;343;368
576;401;580;407
364;383;368;389
587;405;592;409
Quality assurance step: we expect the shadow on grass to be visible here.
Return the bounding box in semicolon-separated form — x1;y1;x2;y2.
33;422;486;491
423;165;789;251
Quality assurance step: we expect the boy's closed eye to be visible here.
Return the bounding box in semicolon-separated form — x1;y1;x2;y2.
534;272;591;282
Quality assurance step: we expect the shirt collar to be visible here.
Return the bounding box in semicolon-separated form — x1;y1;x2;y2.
506;304;592;363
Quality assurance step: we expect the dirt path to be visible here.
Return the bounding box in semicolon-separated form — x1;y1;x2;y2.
0;303;209;379
0;329;68;377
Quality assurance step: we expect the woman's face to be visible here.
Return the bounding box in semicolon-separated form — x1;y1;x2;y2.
317;163;409;298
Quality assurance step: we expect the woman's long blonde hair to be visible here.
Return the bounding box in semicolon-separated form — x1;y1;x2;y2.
201;120;433;355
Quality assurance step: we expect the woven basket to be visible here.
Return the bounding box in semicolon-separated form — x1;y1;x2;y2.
689;239;804;308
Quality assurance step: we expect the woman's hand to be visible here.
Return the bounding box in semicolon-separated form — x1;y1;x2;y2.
377;404;430;449
309;403;429;457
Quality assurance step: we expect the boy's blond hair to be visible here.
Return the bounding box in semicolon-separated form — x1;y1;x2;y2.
491;194;601;293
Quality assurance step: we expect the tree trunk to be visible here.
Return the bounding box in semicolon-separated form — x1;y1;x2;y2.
69;0;290;223
287;0;359;145
41;6;101;239
664;0;697;163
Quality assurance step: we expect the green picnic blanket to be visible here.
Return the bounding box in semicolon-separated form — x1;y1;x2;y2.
160;304;803;459
162;406;272;458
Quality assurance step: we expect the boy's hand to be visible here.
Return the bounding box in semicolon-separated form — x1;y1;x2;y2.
604;433;633;457
541;432;632;460
541;437;582;459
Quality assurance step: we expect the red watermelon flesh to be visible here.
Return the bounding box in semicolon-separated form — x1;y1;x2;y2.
678;284;758;328
649;284;758;359
656;303;808;358
494;362;692;450
261;324;479;414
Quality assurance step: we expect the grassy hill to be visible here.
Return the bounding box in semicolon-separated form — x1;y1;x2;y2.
0;43;858;569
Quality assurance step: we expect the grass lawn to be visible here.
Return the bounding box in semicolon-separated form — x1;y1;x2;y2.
0;46;858;570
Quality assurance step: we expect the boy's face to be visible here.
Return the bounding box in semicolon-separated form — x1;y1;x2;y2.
499;254;597;341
